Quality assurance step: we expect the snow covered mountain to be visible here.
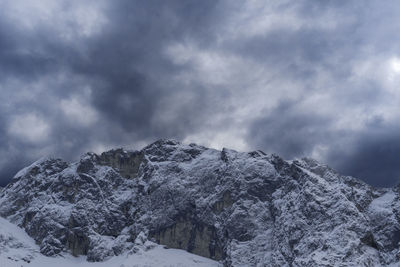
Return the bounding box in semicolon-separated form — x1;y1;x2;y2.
0;139;399;266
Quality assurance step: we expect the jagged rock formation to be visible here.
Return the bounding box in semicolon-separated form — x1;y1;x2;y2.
0;216;219;267
0;139;400;266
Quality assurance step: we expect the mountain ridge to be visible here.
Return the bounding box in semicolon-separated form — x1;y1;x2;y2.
0;139;399;266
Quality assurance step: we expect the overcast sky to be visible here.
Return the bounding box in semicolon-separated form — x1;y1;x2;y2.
1;0;400;187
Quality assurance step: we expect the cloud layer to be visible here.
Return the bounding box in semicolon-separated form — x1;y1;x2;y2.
1;0;400;187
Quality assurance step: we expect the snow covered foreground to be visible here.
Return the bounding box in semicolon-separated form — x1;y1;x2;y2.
0;217;221;267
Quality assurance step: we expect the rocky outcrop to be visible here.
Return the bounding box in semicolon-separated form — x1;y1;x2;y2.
97;149;144;179
0;139;399;266
151;214;223;260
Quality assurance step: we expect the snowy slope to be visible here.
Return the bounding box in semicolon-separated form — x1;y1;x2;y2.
0;217;220;267
0;139;400;266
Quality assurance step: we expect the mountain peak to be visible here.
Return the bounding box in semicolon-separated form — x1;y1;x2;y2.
0;140;399;266
11;157;68;182
144;138;180;149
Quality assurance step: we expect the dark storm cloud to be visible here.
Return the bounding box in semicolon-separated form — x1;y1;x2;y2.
0;20;53;81
249;102;400;187
67;0;223;136
326;123;400;187
1;0;400;187
244;1;400;187
249;101;334;159
0;0;225;186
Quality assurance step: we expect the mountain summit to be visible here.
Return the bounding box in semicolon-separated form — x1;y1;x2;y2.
0;139;399;266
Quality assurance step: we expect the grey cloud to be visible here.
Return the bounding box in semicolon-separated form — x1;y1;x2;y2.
72;1;223;137
244;1;400;187
249;103;400;187
2;0;400;187
248;101;335;159
327;124;400;187
0;0;225;185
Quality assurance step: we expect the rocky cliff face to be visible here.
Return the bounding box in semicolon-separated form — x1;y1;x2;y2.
0;139;399;266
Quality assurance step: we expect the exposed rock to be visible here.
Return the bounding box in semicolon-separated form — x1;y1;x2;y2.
67;229;89;256
213;191;234;213
361;232;379;250
97;149;144;179
151;214;223;260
